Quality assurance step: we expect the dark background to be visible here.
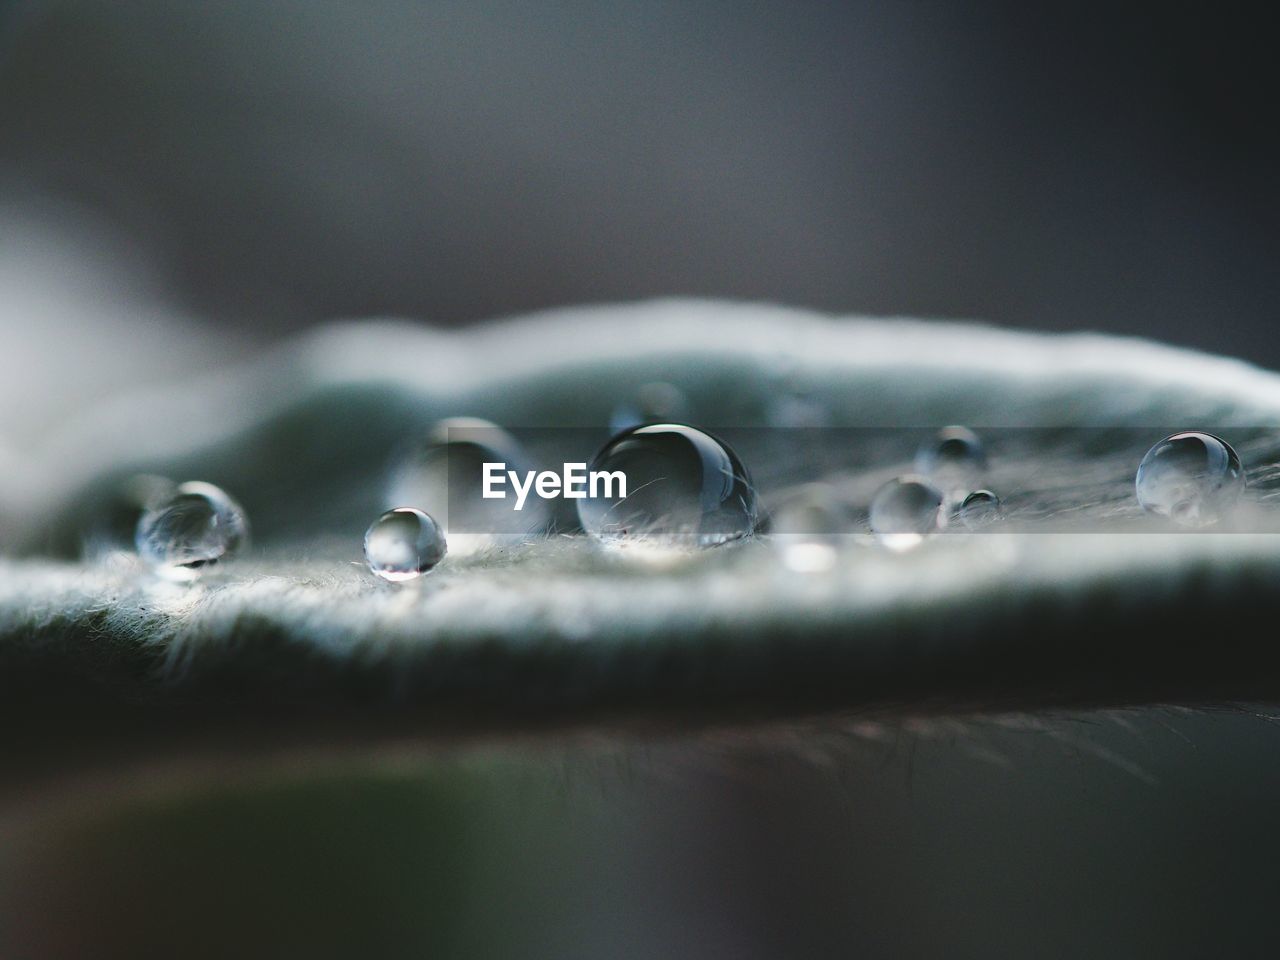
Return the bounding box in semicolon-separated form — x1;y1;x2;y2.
2;2;1277;361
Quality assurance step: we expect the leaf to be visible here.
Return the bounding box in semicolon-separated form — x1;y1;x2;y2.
4;300;1280;777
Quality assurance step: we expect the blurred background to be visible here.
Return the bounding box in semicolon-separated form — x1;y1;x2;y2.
2;2;1277;356
8;715;1280;958
4;2;1280;956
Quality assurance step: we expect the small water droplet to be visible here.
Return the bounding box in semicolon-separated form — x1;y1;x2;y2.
609;381;690;435
364;507;447;582
578;423;758;548
135;481;249;580
387;417;549;554
914;426;986;496
956;489;1002;529
771;483;847;572
869;476;945;551
1135;432;1243;526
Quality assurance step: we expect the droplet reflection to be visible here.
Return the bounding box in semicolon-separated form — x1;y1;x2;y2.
364;507;447;582
869;476;945;551
914;426;986;496
135;481;249;581
578;424;758;548
1135;432;1243;526
771;483;847;573
956;489;1002;529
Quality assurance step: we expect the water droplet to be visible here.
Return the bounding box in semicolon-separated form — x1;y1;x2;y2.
956;489;1002;529
771;483;847;572
85;474;176;556
1136;432;1243;526
387;417;550;555
135;481;249;580
364;507;447;582
609;381;690;435
914;426;986;496
869;476;945;551
578;424;758;547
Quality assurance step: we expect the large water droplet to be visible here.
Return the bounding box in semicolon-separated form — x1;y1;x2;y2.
956;489;1002;529
1136;432;1243;526
914;426;986;496
609;381;690;435
364;507;447;582
135;481;249;580
85;474;176;556
578;424;758;547
387;417;550;555
869;476;945;551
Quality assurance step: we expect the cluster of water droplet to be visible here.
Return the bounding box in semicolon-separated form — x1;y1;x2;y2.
84;370;1258;588
861;427;1003;551
374;415;1255;581
364;380;759;577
